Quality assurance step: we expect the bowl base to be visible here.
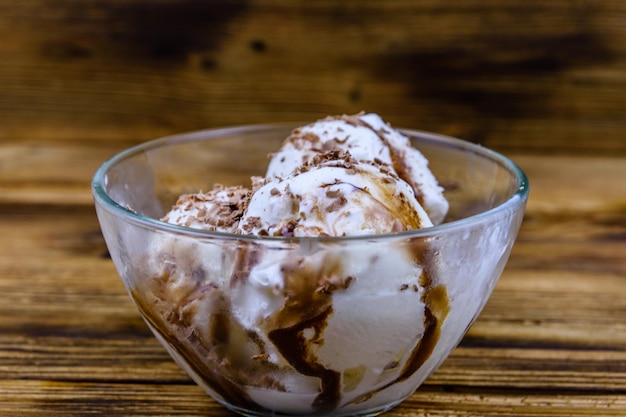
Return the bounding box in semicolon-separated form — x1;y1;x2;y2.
223;398;405;417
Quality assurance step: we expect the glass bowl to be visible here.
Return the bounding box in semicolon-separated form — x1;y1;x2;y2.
92;124;528;416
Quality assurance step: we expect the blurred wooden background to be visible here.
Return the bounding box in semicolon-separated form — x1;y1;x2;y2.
1;0;625;154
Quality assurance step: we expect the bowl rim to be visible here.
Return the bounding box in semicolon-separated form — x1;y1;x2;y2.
92;123;529;242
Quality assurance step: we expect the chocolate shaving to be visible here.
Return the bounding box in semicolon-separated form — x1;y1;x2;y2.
326;196;348;213
325;188;343;198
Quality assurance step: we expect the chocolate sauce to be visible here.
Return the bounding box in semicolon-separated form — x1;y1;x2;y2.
268;307;341;413
397;283;449;381
130;286;259;410
263;253;347;412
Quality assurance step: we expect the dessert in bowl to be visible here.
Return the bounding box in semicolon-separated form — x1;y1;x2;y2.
92;113;528;416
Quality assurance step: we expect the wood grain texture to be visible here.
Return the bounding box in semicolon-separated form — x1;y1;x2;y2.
1;0;625;415
1;0;625;154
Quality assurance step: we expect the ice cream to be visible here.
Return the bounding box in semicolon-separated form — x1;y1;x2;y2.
134;113;453;414
162;113;447;237
266;113;448;225
162;184;250;233
240;150;433;237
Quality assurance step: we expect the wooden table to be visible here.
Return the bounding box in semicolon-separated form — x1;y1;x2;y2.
1;1;625;415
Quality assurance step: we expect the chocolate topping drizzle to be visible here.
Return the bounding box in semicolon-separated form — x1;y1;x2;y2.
268;307;341;412
263;253;352;411
130;282;259;410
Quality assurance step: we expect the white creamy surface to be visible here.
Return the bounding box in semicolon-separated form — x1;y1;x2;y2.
228;240;431;411
239;158;432;237
266;118;394;179
267;113;449;225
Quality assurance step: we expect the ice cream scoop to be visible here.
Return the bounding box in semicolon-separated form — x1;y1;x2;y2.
162;184;251;232
267;113;449;224
239;151;432;237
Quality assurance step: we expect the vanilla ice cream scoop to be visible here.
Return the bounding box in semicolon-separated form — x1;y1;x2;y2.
267;113;449;224
162;184;251;233
266;115;394;179
239;151;432;237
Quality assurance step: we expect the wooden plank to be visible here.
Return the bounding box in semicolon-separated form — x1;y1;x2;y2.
1;380;625;416
1;0;625;154
2;141;626;207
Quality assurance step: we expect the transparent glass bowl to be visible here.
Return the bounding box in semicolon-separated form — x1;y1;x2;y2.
92;124;528;416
